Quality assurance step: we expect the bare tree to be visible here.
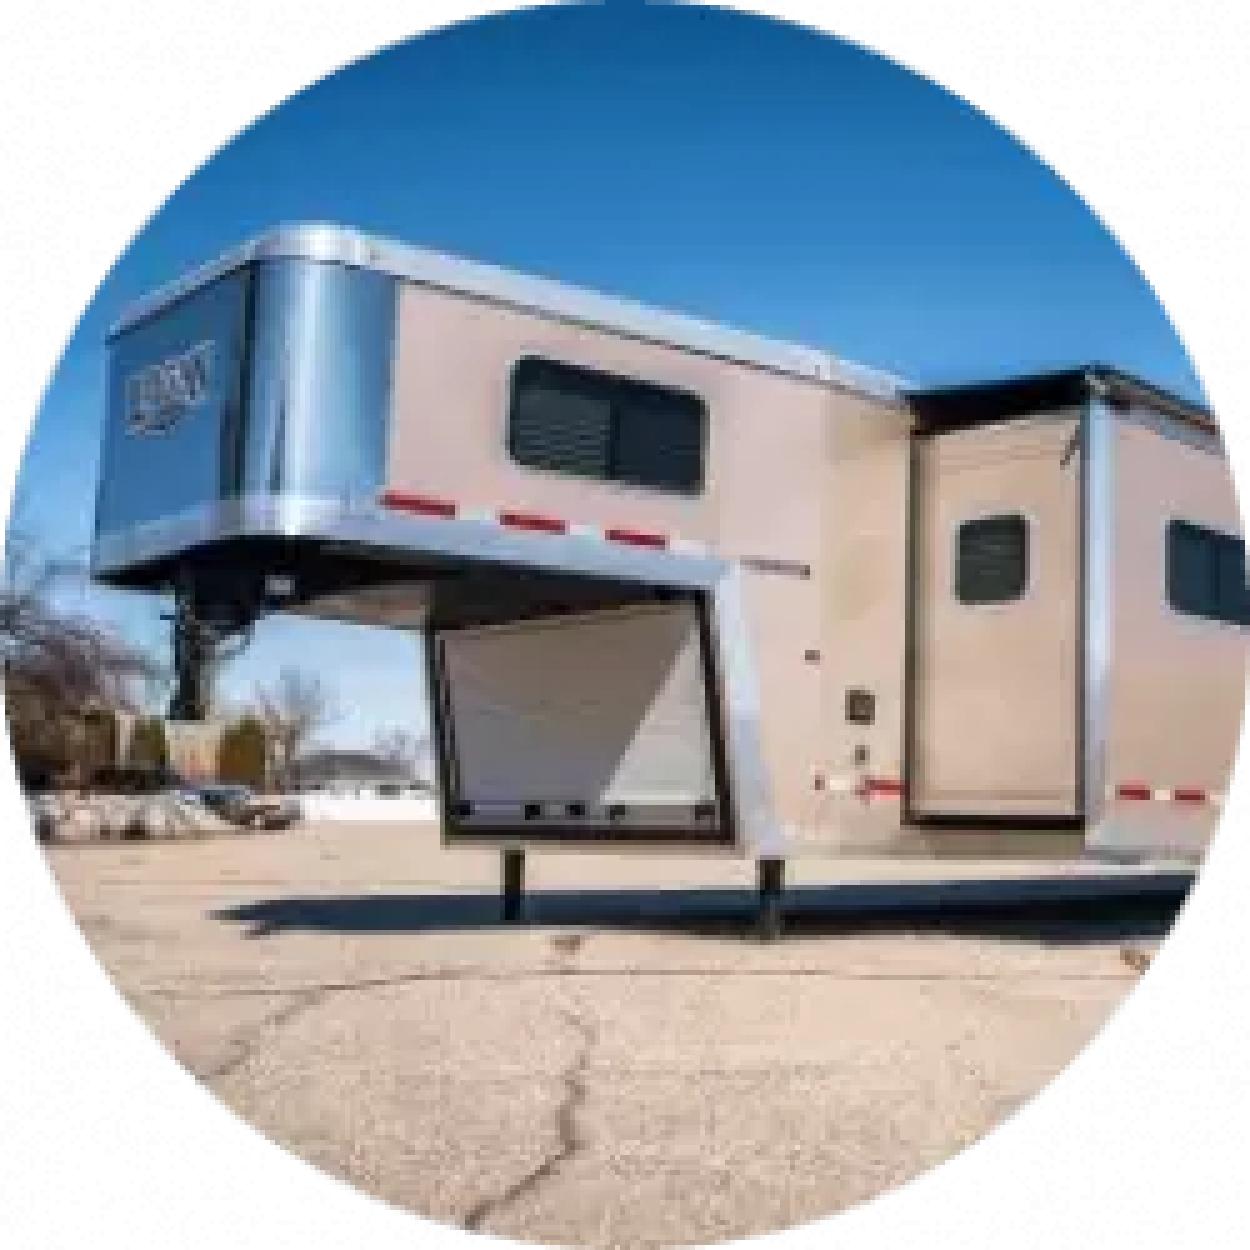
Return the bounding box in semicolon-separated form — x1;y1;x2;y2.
254;666;338;789
2;533;162;783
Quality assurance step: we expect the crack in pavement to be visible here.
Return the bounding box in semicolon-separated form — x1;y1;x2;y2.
191;934;593;1084
186;924;1133;1220
197;988;327;1082
460;930;598;1234
461;1000;598;1234
196;926;607;1229
158;964;1137;1006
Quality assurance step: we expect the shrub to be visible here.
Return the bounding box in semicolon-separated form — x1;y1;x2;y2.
217;716;268;788
126;716;169;772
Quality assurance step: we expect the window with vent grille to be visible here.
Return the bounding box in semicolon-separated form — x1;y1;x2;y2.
1166;519;1248;625
955;513;1029;605
508;357;706;493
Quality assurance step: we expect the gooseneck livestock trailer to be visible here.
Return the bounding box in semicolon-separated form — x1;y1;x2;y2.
92;225;1247;933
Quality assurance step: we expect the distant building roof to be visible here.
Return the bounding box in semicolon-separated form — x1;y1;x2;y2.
289;749;419;788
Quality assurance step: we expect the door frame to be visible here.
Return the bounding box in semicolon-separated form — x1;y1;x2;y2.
901;401;1101;830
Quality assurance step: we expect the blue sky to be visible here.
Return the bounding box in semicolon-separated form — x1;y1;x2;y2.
10;2;1201;748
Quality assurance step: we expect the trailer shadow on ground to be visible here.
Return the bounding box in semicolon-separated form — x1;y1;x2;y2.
213;874;1192;944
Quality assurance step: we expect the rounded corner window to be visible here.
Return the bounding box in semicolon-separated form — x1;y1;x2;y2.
955;513;1029;605
1165;517;1249;625
506;355;707;495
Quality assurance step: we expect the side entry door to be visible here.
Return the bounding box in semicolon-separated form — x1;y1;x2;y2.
909;414;1082;822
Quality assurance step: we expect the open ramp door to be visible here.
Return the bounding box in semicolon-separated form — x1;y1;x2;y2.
430;601;733;841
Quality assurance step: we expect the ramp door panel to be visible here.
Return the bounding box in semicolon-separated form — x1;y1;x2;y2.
435;602;726;836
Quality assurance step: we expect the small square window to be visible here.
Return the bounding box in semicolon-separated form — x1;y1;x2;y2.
956;514;1029;605
845;687;876;725
1167;519;1248;625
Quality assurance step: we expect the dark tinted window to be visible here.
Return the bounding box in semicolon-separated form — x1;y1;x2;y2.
509;357;706;493
1166;520;1248;624
956;514;1029;605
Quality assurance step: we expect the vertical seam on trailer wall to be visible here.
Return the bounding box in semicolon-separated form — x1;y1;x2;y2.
377;276;401;499
220;262;256;501
1082;395;1115;834
1077;397;1090;823
901;429;921;824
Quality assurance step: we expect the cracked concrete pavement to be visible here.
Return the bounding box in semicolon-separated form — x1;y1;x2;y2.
45;821;1185;1247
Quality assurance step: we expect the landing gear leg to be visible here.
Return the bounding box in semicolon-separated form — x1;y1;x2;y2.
167;584;217;721
757;857;786;942
501;848;526;924
165;574;259;722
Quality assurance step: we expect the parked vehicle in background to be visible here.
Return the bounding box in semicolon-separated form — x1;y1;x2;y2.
192;783;301;830
90;764;182;794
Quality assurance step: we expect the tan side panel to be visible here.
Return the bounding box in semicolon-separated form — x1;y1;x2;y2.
388;283;827;559
1108;420;1247;797
388;282;843;842
822;399;912;788
737;562;826;839
912;415;1081;817
729;395;832;841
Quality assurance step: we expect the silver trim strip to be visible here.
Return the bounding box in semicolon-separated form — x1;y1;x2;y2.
109;223;904;400
1082;396;1115;835
708;566;783;855
90;494;730;591
1118;400;1225;457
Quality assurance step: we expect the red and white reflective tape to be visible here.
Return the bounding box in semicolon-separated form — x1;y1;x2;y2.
1112;782;1222;806
820;775;903;801
380;490;707;555
827;778;1223;807
497;508;568;535
378;490;458;519
857;777;904;801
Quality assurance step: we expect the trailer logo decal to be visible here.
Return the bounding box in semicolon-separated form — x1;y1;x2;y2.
124;341;215;436
741;555;812;580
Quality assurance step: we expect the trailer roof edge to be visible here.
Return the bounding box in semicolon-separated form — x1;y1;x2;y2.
908;365;1217;434
108;222;905;402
